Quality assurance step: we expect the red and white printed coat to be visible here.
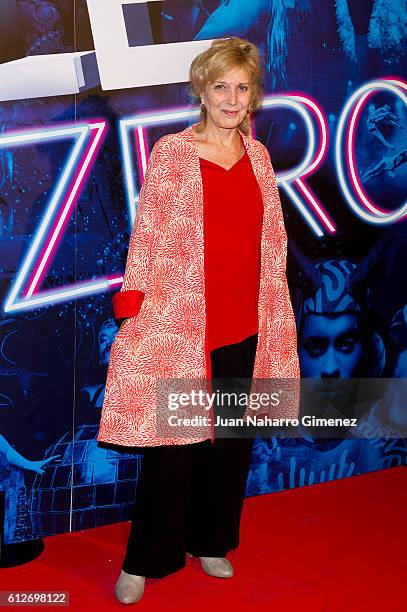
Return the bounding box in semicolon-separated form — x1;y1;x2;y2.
97;123;300;448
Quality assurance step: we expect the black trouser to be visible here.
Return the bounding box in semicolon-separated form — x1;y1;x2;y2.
122;334;258;578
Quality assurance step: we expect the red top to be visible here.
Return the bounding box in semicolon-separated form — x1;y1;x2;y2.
200;147;264;353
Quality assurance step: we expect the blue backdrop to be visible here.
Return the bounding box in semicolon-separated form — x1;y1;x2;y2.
0;0;406;544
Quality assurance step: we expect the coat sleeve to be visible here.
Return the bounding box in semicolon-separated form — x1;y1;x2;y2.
261;143;300;379
112;139;162;320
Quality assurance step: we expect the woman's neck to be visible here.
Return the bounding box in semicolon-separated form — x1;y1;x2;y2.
193;122;242;153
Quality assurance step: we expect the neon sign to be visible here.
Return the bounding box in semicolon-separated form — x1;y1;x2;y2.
0;78;405;313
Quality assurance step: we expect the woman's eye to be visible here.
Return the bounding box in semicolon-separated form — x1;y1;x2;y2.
339;339;356;353
303;341;326;358
240;85;248;91
214;84;224;89
308;346;324;358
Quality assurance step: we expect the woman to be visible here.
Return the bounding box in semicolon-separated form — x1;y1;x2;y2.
97;37;300;605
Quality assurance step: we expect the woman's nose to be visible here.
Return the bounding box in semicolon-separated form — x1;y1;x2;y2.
226;87;238;104
321;347;340;377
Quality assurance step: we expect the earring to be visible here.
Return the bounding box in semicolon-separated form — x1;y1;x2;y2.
200;102;205;111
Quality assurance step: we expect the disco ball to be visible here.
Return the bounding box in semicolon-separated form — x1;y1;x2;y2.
30;424;142;536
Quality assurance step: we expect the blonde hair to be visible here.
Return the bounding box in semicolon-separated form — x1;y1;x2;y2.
188;37;264;136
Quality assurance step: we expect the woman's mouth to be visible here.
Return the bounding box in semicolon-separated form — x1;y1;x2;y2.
223;110;239;116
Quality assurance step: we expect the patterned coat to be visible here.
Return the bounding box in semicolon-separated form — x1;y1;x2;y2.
97;123;300;448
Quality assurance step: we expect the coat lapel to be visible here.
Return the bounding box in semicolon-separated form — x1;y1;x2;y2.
176;122;268;215
177;123;264;188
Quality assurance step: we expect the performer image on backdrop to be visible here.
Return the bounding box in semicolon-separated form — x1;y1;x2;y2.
96;37;300;605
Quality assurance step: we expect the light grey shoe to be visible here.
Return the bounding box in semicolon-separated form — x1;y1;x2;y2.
187;553;234;578
114;570;145;604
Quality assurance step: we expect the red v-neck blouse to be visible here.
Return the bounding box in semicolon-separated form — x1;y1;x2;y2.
200;147;264;353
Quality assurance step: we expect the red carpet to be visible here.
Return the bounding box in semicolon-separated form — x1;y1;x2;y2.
1;467;405;611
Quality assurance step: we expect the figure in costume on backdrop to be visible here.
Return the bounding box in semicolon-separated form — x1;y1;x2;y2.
291;253;385;440
0;433;59;543
366;104;405;150
361;148;407;183
77;317;119;424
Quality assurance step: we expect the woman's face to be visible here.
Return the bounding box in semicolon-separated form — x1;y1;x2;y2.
201;66;252;130
299;312;363;380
